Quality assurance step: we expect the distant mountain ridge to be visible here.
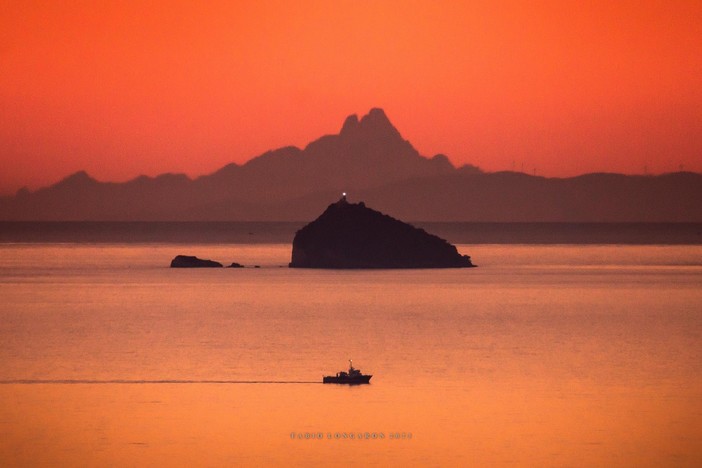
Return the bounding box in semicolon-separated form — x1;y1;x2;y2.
1;108;700;221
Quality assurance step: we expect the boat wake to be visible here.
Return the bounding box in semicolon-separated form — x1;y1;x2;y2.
0;379;322;385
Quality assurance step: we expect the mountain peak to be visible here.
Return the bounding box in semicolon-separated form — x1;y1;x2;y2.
360;108;399;136
364;107;390;123
340;114;360;135
67;170;92;181
58;170;96;186
339;108;402;141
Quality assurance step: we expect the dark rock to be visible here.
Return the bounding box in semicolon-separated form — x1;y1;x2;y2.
289;197;475;269
170;255;223;268
228;262;244;268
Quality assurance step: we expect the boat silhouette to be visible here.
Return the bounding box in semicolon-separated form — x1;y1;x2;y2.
323;360;372;384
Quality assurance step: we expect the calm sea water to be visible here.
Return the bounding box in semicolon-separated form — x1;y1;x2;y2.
1;229;701;466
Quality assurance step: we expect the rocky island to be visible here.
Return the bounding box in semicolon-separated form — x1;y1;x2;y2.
289;196;475;269
170;255;223;268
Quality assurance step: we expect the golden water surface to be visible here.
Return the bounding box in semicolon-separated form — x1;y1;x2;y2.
1;244;701;466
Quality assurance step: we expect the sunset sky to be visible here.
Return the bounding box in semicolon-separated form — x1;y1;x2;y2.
1;1;701;195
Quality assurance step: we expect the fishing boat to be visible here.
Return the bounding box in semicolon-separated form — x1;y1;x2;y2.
323;360;372;384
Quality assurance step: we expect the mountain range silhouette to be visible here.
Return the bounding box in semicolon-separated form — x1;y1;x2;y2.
1;108;700;221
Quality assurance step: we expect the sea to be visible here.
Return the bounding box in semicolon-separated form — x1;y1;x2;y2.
1;222;701;467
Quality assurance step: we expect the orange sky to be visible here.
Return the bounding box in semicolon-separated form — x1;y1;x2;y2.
1;1;701;195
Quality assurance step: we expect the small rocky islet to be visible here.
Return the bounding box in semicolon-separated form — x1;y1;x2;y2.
170;256;248;268
170;255;223;268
